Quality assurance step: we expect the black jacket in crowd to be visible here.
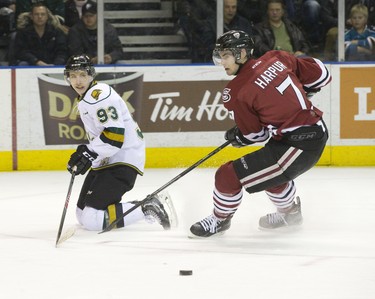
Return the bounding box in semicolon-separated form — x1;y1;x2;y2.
201;14;255;62
253;18;310;57
67;19;123;63
14;23;67;65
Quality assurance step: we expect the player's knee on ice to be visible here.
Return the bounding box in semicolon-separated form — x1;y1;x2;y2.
76;206;105;231
76;203;144;231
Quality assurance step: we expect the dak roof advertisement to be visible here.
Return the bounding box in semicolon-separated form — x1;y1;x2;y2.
34;67;232;145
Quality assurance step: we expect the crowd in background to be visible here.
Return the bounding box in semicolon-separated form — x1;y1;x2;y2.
0;0;123;66
175;0;375;62
0;0;374;66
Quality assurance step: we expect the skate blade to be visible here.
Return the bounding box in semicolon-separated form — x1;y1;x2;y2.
258;221;303;232
187;230;227;239
157;190;178;228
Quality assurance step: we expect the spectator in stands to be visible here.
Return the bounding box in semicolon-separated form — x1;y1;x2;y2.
346;0;375;28
253;0;310;57
175;0;216;62
268;0;322;49
321;0;338;60
13;2;67;66
300;1;323;51
67;0;123;64
200;0;255;62
269;1;322;55
0;0;16;64
64;0;87;29
174;0;216;62
16;0;64;20
322;0;375;61
237;0;267;24
0;0;15;33
345;3;375;60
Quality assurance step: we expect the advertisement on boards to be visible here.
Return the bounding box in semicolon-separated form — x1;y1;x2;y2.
37;70;231;145
340;67;375;139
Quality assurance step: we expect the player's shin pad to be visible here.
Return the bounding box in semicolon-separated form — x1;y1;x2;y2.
104;203;125;229
157;191;178;228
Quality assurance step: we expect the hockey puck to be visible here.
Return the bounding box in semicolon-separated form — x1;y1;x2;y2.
179;270;193;276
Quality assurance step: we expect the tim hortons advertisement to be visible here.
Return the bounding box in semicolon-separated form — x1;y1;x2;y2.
340;67;375;139
38;71;232;145
141;80;233;132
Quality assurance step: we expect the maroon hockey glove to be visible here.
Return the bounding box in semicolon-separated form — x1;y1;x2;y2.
225;126;253;148
67;145;98;175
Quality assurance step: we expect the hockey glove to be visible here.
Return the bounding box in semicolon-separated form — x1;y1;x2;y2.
225;126;253;148
303;86;321;99
67;145;98;175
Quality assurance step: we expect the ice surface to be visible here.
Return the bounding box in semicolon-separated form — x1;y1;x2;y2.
0;167;374;299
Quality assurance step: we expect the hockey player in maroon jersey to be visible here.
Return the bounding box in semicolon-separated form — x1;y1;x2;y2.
190;30;331;238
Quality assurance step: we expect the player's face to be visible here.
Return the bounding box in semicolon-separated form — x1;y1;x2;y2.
215;50;239;75
68;70;93;96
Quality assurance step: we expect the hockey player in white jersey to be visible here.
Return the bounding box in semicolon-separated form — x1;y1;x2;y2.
64;54;176;231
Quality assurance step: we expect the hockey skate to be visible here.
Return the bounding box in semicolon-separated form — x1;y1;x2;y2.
141;191;178;230
259;196;303;230
157;191;178;228
189;214;232;238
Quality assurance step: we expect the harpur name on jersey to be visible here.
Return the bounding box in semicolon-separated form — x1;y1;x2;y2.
254;61;287;89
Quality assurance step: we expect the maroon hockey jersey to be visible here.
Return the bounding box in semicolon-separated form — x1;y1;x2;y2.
222;50;331;142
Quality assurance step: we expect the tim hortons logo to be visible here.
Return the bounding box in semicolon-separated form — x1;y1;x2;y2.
354;87;375;120
148;91;232;122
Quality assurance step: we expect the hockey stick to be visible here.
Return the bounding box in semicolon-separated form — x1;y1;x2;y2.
56;227;76;246
99;140;231;234
55;166;77;247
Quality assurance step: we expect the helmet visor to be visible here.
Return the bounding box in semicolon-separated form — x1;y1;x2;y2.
212;48;236;66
